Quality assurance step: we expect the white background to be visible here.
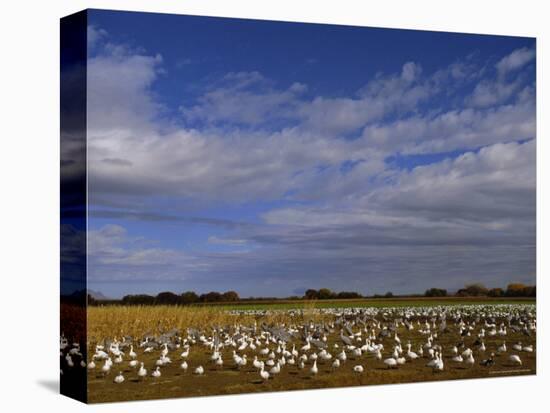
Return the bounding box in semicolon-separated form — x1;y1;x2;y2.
0;0;547;411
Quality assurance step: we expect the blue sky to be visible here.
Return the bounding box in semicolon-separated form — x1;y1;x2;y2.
85;10;536;298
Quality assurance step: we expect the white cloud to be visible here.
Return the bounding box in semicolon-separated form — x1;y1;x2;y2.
181;71;307;126
207;236;248;246
87;25;107;50
496;47;535;76
88;224;204;281
261;139;535;249
362;95;535;154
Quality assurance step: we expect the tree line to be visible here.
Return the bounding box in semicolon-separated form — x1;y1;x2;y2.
87;283;536;306
425;283;536;298
117;290;241;305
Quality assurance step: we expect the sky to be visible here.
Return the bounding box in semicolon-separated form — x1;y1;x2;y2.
84;10;536;298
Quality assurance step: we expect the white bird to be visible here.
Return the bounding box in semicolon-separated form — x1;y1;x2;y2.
101;360;111;375
384;358;398;369
260;365;270;381
87;360;96;370
180;361;188;371
406;343;419;360
129;345;137;359
129;359;138;368
465;353;475;367
497;342;507;353
452;354;463;363
509;354;522;365
152;366;161;377
310;360;318;375
523;345;533;352
113;371;124;383
270;362;281;375
462;348;472;358
253;356;262;369
433;354;444;372
194;365;205;375
332;359;341;369
161;343;169;357
138;362;147;379
236;355;247;368
353;365;364;373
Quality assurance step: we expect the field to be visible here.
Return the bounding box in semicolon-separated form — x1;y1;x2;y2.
71;298;536;403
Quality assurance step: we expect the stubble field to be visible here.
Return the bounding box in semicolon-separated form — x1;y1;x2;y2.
81;299;536;403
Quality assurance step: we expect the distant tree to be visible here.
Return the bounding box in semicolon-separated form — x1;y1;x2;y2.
156;291;180;305
180;291;199;305
384;291;394;298
337;291;363;299
488;288;504;297
524;285;536;297
122;294;155;305
505;283;535;297
200;291;223;302
221;291;240;302
304;289;319;300
425;288;447;297
461;283;489;297
318;288;335;299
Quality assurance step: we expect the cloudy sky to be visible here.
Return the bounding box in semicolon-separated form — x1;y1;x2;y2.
86;10;536;298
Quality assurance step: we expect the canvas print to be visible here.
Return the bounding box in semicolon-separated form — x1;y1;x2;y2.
60;9;536;404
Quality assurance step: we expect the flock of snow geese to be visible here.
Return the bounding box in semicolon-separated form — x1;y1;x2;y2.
61;304;536;387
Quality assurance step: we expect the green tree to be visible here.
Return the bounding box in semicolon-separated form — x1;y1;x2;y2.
156;291;180;305
488;288;503;297
318;288;334;299
304;289;319;300
221;291;240;301
200;291;223;302
425;288;447;297
180;291;199;304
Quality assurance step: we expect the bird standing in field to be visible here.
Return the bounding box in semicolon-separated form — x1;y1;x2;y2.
260;365;270;381
138;362;147;379
310;360;318;375
384;357;397;369
509;354;522;365
465;352;475;367
114;372;124;383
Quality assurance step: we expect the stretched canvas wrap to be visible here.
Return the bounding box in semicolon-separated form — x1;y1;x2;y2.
60;9;537;404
